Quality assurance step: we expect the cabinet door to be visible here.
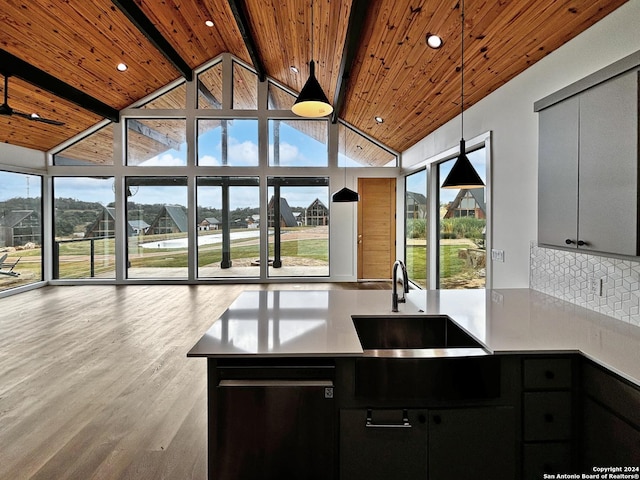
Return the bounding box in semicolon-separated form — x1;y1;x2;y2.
340;409;427;480
581;397;640;467
579;71;639;255
428;407;517;480
538;96;579;248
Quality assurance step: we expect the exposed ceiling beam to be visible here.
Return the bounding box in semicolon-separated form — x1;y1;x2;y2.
331;0;370;124
0;49;120;123
111;0;193;82
198;83;222;108
127;119;181;149
227;0;267;82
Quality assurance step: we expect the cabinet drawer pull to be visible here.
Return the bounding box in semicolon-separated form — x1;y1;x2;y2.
365;409;412;428
544;413;555;423
565;239;575;245
544;370;555;380
433;414;442;425
577;240;587;246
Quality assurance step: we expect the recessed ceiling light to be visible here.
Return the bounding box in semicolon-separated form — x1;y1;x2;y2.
205;20;214;27
290;66;299;74
426;34;443;49
117;63;128;72
374;116;384;124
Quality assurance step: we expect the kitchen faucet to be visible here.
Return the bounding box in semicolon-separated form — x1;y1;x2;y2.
391;260;409;312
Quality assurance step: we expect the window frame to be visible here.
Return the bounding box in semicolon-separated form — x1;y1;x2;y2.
402;131;492;290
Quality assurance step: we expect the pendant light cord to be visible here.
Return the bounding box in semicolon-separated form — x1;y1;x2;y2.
344;128;348;186
460;0;465;140
310;0;315;64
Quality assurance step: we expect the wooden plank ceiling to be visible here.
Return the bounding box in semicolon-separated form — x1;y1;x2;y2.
0;0;629;156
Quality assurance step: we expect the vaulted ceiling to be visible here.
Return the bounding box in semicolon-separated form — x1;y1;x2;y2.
0;0;629;155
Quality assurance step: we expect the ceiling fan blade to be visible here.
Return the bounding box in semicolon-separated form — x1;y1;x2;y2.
12;110;65;126
1;74;65;126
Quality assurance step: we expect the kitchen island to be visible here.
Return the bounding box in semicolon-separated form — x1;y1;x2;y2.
188;288;640;479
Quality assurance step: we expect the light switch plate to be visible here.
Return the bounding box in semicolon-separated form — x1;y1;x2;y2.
491;249;505;262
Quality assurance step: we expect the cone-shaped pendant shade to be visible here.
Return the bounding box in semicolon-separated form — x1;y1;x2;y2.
442;139;485;189
292;61;333;118
332;186;360;202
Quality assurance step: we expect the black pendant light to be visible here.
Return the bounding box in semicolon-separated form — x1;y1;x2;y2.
292;0;333;118
442;0;485;190
332;126;359;202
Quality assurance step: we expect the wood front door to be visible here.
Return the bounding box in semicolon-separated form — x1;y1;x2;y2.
357;178;396;280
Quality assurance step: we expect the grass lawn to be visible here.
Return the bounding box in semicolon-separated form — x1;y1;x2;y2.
406;242;485;289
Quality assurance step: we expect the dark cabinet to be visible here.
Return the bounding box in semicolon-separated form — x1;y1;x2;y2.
521;357;576;478
582;397;640;466
428;407;517;480
523;391;572;441
580;360;640;468
340;406;516;480
340;408;428;480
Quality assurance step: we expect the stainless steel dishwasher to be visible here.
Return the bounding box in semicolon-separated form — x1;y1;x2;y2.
212;361;336;480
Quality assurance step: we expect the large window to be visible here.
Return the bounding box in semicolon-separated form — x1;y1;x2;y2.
269;120;328;167
53;123;114;166
338;123;397;168
0;171;43;291
197;119;259;166
126;119;187;166
196;177;260;278
53;177;115;279
267;177;329;277
126;177;188;279
39;54;399;286
405;169;427;288
438;147;487;289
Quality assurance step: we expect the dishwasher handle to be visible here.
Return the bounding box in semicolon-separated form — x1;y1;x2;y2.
218;379;333;387
365;408;412;428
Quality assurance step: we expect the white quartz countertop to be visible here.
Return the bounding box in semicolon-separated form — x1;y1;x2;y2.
187;288;640;386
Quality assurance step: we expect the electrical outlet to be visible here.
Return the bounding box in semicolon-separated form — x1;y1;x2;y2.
491;249;505;262
587;276;603;296
491;291;504;304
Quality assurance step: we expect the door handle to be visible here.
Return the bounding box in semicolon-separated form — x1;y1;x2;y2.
365;409;412;428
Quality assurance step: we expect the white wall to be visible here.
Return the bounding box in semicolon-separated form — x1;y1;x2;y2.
402;0;640;289
0;143;46;172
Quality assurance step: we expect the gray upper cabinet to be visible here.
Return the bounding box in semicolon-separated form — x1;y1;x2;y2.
538;69;640;256
538;96;579;249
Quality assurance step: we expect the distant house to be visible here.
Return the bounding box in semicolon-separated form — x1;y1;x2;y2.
267;196;298;227
85;207;136;238
406;191;427;219
305;198;328;226
199;217;221;231
247;215;260;228
147;205;188;235
0;210;41;247
129;219;149;235
444;188;486;219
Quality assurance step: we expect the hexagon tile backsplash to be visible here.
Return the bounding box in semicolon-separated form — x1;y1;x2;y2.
530;243;640;326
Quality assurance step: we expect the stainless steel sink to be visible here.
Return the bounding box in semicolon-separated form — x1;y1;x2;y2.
351;315;489;358
351;315;498;401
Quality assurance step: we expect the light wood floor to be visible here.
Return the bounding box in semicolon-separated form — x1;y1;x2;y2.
0;282;390;480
